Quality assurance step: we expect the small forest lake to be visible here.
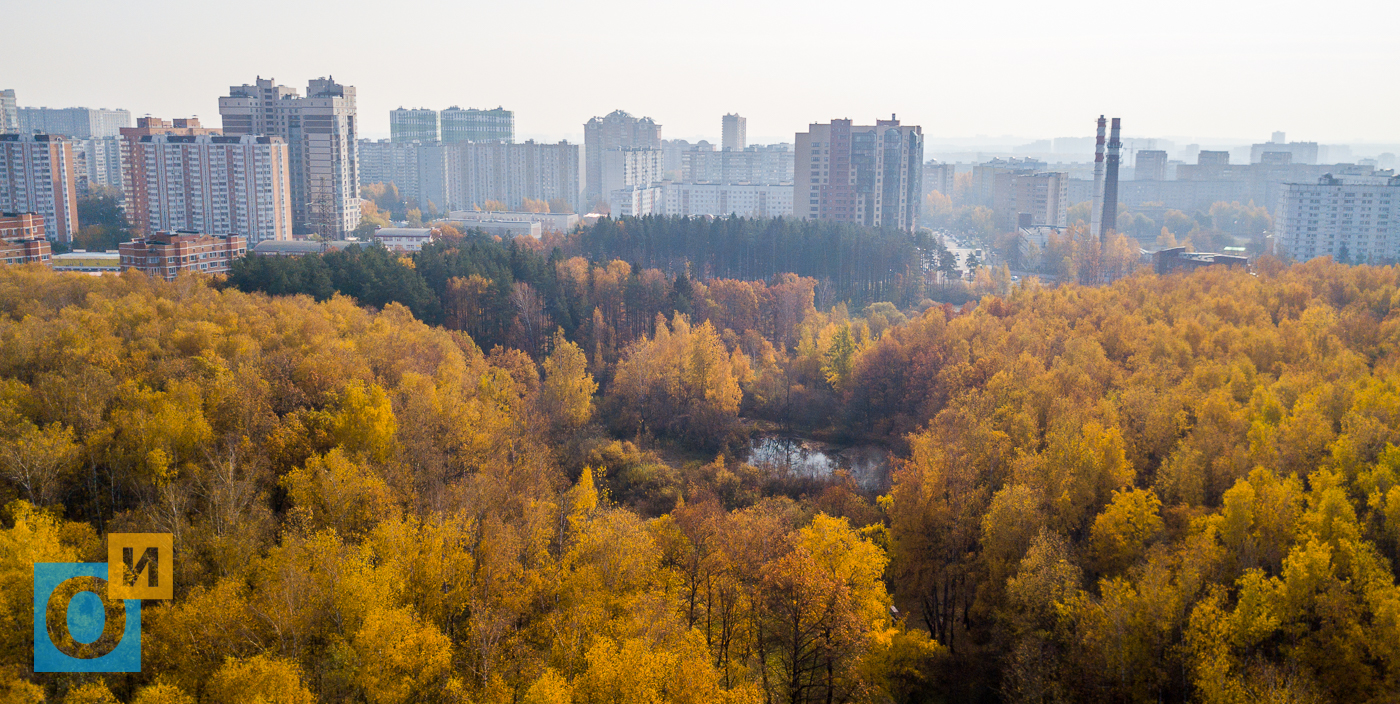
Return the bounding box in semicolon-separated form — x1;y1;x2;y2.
742;435;893;492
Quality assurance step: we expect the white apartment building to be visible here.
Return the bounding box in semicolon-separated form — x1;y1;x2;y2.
584;110;661;205
18;107;131;138
359;139;424;204
389;108;439;143
610;182;793;219
0;90;17;133
126;134;292;244
0;133;78;242
602;147;664;200
441;107;514;144
1277;173;1400;263
609;185;664;218
682;144;794;185
663;182;792;218
220;77;360;238
359;139;579;214
72;137;124;192
722;114;746;151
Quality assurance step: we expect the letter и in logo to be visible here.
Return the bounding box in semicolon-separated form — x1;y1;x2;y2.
108;533;173;600
32;533;172;673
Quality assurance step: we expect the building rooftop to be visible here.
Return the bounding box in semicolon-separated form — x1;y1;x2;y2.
374;228;433;237
252;240;356;255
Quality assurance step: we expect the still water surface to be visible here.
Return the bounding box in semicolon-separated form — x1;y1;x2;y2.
743;435;891;492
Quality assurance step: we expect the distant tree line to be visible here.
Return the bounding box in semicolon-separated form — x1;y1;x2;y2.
226;217;935;356
571;216;930;306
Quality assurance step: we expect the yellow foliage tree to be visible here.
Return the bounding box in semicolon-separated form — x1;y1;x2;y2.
353;606;461;704
539;329;597;431
282;448;398;538
206;654;317;704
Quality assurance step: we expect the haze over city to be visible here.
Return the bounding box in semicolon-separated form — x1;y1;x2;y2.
8;2;1400;703
5;0;1397;145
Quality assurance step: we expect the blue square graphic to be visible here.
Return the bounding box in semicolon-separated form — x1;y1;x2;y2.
33;562;141;673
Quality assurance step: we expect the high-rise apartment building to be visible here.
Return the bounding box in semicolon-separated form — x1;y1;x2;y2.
120;117;221;231
794;116;923;231
584;110;661;206
722;114;746;151
123;132;292;244
971;158;1044;207
0;133;78;242
603;147;665;215
390;108;440;143
662;139;710;177
17;107;131;138
0;90;16;133
360;139;579;214
1251;135;1319;165
219;77;360;238
445;140;579;213
1277;173;1400;263
1197;151;1230;168
359;139;424;203
71;137;124;193
1135;150;1168;181
441;107;514;144
921;161;955;200
682;144;794;185
993;171;1068;230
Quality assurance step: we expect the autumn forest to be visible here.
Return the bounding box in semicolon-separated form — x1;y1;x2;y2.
4;220;1400;703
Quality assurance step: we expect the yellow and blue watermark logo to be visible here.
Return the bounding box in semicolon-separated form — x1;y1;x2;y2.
33;533;172;673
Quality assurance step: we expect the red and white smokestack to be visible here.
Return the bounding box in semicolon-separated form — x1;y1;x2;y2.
1090;116;1106;239
1101;117;1122;243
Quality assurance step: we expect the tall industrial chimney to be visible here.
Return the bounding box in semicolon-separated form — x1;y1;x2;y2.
1100;117;1122;243
1090;116;1106;239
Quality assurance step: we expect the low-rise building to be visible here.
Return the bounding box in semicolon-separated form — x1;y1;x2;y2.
1153;246;1249;275
51;251;119;273
3;211;55;266
445;217;542;239
252;240;356;256
0;211;45;239
0;235;50;265
372;227;434;251
118;231;246;280
446;210;579;233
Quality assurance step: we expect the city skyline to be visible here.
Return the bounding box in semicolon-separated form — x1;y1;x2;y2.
4;0;1397;147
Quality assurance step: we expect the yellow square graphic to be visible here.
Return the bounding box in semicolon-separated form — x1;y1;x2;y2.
107;533;173;600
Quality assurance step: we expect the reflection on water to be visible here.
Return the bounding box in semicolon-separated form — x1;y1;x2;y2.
744;436;891;491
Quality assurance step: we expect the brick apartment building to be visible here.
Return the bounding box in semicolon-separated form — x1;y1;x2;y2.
0;211;51;265
118;230;246;280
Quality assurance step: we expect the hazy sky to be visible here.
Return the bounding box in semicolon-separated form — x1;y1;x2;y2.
4;0;1396;146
